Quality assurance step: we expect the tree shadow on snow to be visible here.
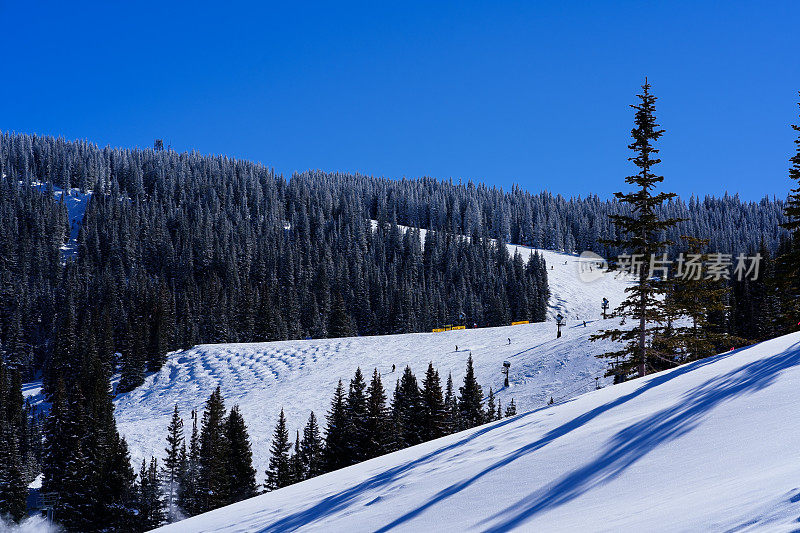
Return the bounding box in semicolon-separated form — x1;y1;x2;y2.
478;340;800;532
256;342;766;532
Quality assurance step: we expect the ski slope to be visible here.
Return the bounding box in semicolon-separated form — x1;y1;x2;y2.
114;247;632;479
154;332;800;533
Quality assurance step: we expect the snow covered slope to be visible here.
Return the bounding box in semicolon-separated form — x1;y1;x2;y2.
114;248;632;478
153;332;800;533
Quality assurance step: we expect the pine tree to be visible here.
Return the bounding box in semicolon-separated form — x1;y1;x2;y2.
289;431;305;484
392;366;423;447
198;386;229;511
346;368;369;463
365;369;390;459
485;387;496;423
504;398;517;417
138;457;166;530
324;380;350;471
300;411;324;479
225;405;258;502
458;354;484;430
178;414;201;516
103;436;139;531
420;362;445;441
779;93;800;329
162;404;184;522
443;372;458;434
265;408;292;491
592;80;681;379
663;237;737;362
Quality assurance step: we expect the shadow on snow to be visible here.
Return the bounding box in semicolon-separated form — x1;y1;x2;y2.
254;340;798;532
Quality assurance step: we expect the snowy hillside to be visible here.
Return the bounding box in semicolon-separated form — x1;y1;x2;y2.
153;332;800;532
113;247;633;477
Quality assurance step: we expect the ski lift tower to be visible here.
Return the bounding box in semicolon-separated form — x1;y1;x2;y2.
602;298;610;319
556;313;564;339
502;360;511;387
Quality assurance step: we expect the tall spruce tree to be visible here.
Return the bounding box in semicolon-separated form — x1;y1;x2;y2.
779;93;800;329
178;414;201;516
365;369;390;459
289;431;305;484
485;388;497;423
162;405;184;522
392;366;423;447
443;372;459;434
198;387;229;512
592;80;681;379
346;368;369;463
138;457;166;530
265;408;292;491
300;411;324;479
225;405;258;502
324;380;350;471
663;237;736;362
458;354;484;429
420;362;445;441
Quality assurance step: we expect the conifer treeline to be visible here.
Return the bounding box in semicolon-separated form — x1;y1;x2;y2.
267;355;515;491
0;132;550;393
132;355;516;528
0;131;785;391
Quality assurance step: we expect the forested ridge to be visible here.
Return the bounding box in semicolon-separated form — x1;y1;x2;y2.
0;132;549;391
0;131;786;391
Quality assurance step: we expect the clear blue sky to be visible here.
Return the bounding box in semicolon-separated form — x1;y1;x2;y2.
1;1;798;200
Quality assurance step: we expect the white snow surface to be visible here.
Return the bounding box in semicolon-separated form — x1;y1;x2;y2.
153;332;800;532
114;247;633;482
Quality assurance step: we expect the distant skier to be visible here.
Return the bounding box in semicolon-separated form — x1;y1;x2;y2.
391;364;396;372
583;321;587;327
507;338;511;345
455;345;458;352
548;397;554;405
